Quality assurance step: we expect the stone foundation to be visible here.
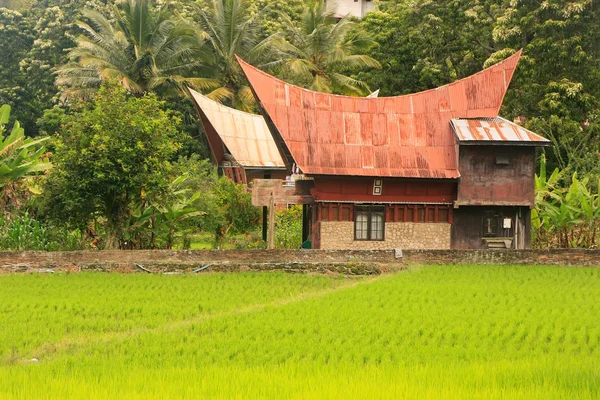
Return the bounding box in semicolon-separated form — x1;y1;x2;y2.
319;222;451;250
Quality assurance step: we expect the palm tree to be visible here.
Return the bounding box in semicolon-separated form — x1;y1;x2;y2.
57;0;217;99
273;0;381;95
195;0;280;111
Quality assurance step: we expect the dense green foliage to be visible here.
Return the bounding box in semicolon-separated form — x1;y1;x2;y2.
41;85;183;249
0;212;82;250
57;0;216;99
0;104;51;214
274;205;303;249
532;155;600;248
1;266;599;398
273;0;380;95
194;0;280;110
209;177;260;246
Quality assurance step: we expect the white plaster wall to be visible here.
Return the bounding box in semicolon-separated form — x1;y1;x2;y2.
326;0;372;18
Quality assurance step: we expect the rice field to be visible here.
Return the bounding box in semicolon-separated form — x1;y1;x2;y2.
1;265;599;399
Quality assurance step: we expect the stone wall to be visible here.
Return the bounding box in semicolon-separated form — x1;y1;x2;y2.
2;249;600;275
319;222;451;250
0;249;403;275
403;249;600;266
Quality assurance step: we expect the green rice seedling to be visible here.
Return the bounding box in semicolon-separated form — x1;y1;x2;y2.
0;266;599;399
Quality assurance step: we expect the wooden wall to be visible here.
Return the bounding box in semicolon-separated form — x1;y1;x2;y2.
312;176;456;203
456;146;536;206
452;206;530;249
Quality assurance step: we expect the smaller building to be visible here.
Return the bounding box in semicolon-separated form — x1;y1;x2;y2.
189;89;288;183
326;0;375;18
450;117;549;249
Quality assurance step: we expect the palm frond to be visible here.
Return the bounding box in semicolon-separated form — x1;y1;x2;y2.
206;87;234;103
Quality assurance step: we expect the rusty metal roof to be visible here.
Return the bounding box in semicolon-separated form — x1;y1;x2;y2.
189;89;285;168
237;50;523;179
450;117;550;145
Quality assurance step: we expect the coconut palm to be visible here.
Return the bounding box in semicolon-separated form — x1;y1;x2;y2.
195;0;281;111
273;0;381;95
57;0;217;99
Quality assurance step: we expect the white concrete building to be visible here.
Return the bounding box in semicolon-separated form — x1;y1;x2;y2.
326;0;376;18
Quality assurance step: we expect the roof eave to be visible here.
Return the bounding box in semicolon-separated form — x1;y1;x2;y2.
457;140;552;147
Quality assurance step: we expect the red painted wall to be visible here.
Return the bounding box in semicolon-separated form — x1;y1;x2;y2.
312;176;456;203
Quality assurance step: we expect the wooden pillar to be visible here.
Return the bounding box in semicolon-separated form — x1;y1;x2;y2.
262;171;271;243
268;193;275;249
262;206;268;242
302;204;310;242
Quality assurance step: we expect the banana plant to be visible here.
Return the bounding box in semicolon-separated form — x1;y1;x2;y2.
0;104;52;190
124;173;205;249
533;156;600;248
532;154;564;247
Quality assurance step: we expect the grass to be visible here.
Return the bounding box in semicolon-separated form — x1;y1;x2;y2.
1;265;599;399
176;231;265;250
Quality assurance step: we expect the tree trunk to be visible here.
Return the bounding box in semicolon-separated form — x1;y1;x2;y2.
105;212;125;250
104;226;119;250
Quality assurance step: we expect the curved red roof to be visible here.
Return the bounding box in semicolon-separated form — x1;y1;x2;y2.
237;50;522;178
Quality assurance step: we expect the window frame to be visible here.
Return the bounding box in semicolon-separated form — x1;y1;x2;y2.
482;212;499;237
354;205;385;241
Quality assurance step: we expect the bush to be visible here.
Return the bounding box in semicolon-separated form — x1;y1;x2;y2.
0;213;83;251
274;205;303;249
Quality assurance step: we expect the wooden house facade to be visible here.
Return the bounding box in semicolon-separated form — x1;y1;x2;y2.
237;50;550;250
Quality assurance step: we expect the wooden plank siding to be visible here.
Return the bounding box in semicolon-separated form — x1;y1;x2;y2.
316;203;452;223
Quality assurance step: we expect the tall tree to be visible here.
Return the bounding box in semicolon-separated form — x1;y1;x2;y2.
356;0;500;96
0;0;109;135
57;0;217;99
491;0;600;176
194;0;280;111
41;84;183;249
272;0;380;95
0;8;35;132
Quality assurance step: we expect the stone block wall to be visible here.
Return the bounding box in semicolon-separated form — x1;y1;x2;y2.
319;222;451;250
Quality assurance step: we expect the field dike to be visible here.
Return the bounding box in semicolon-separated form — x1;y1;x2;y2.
3;273;390;366
1;248;600;275
0;249;403;275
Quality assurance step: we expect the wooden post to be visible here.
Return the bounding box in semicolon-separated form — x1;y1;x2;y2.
262;206;268;242
302;204;309;242
268;193;275;249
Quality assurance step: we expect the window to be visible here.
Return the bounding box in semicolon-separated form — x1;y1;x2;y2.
373;179;383;195
495;155;510;165
482;212;498;237
354;206;385;241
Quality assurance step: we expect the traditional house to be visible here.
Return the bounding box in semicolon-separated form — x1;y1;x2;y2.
237;50;551;250
189;89;287;184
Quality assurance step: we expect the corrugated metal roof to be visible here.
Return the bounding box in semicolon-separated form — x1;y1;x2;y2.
189;89;285;168
237;50;524;179
450;117;550;144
